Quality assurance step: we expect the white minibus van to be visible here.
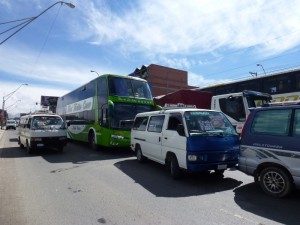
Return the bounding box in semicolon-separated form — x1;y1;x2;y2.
131;106;240;178
18;111;67;154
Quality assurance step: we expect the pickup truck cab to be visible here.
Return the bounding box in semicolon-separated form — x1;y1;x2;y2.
18;111;67;154
131;105;240;178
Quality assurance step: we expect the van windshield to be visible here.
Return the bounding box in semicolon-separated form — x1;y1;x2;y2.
32;116;65;130
184;111;238;136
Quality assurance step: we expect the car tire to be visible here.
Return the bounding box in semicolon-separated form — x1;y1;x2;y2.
136;147;145;163
259;167;293;198
170;155;181;179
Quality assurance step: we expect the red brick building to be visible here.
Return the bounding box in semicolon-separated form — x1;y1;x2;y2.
129;64;197;97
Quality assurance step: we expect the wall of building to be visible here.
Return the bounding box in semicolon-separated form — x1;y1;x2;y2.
130;64;197;97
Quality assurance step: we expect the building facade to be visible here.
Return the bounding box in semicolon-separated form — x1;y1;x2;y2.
129;64;197;97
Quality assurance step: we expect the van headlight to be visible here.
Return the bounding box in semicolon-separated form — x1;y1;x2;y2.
188;155;197;161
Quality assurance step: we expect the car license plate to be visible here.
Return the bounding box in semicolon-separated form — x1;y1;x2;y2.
37;143;44;147
217;164;227;170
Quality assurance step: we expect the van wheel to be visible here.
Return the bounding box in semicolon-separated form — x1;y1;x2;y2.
259;167;292;198
26;140;33;154
18;137;24;148
170;155;181;179
136;147;145;163
88;131;97;150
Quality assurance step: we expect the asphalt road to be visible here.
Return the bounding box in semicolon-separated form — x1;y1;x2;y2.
1;129;300;225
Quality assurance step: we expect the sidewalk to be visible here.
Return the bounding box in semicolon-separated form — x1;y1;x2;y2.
0;128;5;141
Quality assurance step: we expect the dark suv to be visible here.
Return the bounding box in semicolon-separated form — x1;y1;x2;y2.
239;104;300;198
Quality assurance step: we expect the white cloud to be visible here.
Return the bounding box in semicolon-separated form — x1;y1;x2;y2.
188;72;232;88
74;0;300;58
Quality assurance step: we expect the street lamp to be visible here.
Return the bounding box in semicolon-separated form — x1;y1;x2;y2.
0;1;75;45
1;84;28;129
257;64;267;76
91;70;100;76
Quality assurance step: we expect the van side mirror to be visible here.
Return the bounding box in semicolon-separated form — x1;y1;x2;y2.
176;124;185;136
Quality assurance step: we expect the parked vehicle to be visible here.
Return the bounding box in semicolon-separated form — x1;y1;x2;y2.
239;103;300;197
6;119;17;130
131;105;240;178
18;111;67;154
154;89;271;133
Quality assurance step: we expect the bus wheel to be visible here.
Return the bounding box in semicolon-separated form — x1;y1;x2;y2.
259;167;293;198
170;155;181;179
88;131;97;150
26;140;33;154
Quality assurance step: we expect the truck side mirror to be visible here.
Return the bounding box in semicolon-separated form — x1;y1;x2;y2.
176;124;185;136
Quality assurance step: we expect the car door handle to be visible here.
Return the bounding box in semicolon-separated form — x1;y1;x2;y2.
164;137;168;139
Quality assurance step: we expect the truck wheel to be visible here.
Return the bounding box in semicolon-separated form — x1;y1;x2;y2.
136;147;145;162
259;167;293;198
26;140;33;154
170;155;181;179
88;131;97;150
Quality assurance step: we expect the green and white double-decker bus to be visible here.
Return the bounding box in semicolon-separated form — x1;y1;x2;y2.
56;74;155;149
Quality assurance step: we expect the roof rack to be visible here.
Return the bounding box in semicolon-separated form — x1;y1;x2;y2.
162;103;197;110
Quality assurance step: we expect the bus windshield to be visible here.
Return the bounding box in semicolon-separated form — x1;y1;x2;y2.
109;77;152;99
110;103;154;130
184;111;238;137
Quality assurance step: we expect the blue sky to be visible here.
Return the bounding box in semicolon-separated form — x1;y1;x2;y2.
1;0;300;115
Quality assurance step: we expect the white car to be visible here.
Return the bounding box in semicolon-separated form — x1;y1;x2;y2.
6;119;17;130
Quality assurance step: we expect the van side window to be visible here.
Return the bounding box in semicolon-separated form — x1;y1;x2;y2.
133;116;148;131
147;115;165;133
251;109;292;136
293;109;300;137
167;113;182;130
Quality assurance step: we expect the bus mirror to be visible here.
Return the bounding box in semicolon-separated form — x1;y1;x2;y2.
67;122;70;127
176;124;185;136
108;100;114;113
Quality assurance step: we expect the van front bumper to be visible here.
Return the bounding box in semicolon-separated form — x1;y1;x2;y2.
187;160;238;172
30;137;68;149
